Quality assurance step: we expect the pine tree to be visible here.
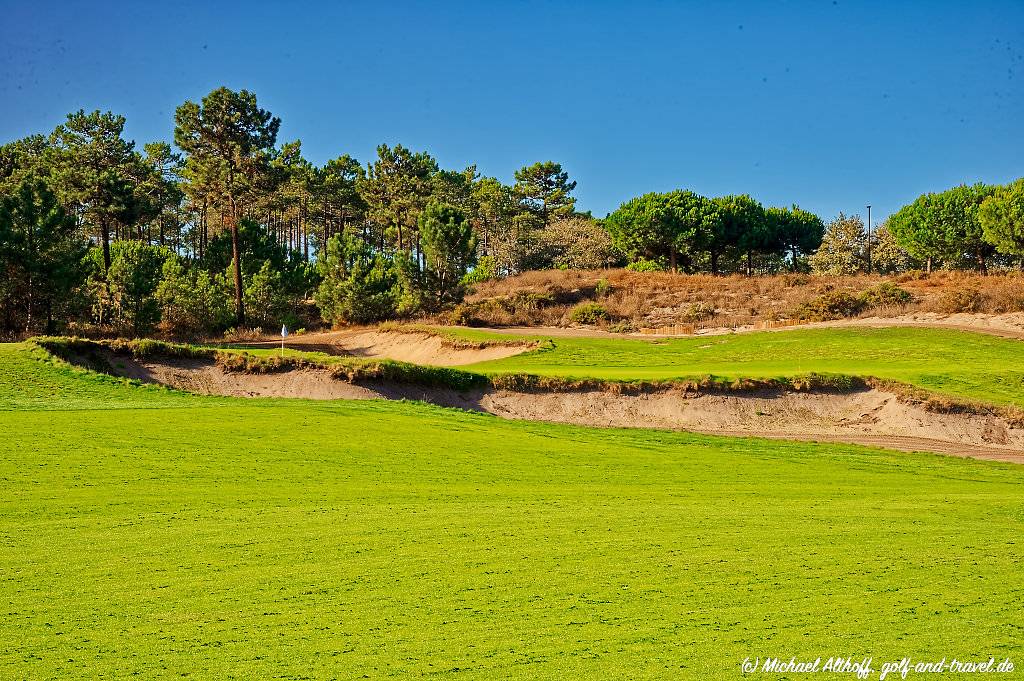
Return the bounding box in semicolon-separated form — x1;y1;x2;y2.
513;161;577;228
979;179;1024;261
809;213;867;275
0;178;89;332
50;110;149;271
174;87;281;325
418;202;476;306
358;144;437;255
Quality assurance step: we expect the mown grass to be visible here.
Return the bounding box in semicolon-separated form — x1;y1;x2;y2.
0;341;212;411
1;342;1023;678
454;327;1024;406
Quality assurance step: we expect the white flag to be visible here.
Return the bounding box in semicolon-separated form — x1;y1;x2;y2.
281;325;289;338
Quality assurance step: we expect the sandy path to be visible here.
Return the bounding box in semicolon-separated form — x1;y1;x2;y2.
236;330;534;366
801;313;1024;340
103;354;1024;463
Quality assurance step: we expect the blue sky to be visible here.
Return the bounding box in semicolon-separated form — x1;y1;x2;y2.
1;0;1021;221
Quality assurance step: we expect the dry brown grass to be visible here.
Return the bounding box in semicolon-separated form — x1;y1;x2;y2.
448;268;1024;329
899;271;1024;314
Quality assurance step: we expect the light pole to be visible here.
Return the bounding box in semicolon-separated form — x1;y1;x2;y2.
866;204;872;274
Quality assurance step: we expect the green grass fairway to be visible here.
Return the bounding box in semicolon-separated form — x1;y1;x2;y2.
459;327;1024;406
1;342;1023;678
0;342;212;411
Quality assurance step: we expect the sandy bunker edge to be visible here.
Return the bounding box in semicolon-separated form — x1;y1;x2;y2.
90;351;1024;462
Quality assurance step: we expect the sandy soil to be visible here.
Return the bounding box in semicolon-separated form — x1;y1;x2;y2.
808;311;1024;339
480;388;1024;462
108;354;480;404
241;330;534;366
103;354;1024;463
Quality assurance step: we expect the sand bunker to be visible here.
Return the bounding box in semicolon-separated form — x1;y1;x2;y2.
110;354;479;404
478;389;1024;462
243;330;533;366
100;354;1024;463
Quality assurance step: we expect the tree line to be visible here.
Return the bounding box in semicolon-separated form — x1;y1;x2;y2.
805;182;1024;276
603;191;825;275
1;85;1022;336
601;182;1024;277
0;87;602;335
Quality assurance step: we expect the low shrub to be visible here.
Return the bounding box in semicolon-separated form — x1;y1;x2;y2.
501;292;555;313
29;336;95;357
625;258;667;273
446;304;479;327
222;327;270;342
935;287;986;313
607;319;636;334
793;291;865;321
860;282;913;309
126;338;211;359
432;292;556;327
681;302;716;323
569;303;609;324
793;284;911;321
30;336;215;364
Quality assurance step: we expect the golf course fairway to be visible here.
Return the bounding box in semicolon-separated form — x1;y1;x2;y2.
1;343;1023;678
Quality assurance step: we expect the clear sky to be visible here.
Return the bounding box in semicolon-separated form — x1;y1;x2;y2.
1;0;1021;221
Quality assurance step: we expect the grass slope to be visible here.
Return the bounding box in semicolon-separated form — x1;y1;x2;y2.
1;343;1023;678
458;327;1024;406
0;342;213;411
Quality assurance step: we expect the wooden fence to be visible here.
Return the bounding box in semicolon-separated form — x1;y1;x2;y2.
638;323;696;336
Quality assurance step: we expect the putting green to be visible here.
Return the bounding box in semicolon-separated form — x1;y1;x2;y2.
458;326;1024;406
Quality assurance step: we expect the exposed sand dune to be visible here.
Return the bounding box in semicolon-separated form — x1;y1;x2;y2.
101;354;1024;463
242;330;534;366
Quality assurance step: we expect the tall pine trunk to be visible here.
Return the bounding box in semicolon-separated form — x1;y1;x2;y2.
227;201;245;326
99;216;113;327
302;198;309;262
101;217;112;271
231;221;244;325
25;273;33;333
